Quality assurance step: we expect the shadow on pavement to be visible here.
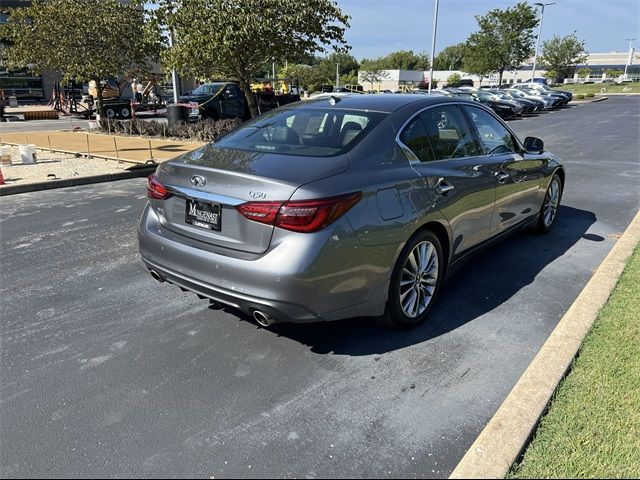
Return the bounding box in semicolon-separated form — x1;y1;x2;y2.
253;205;597;356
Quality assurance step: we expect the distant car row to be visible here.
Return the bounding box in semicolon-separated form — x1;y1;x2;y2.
414;82;572;119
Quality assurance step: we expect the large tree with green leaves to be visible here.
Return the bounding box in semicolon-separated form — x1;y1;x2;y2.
539;33;588;82
465;2;538;85
149;0;350;118
0;0;157;117
433;43;467;71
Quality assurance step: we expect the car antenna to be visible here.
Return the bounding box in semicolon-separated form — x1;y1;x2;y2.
328;95;342;105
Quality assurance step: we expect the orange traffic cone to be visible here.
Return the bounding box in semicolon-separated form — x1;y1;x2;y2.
0;168;4;185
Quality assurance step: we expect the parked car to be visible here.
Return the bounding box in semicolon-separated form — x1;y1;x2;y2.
489;89;537;113
504;88;552;110
139;95;564;328
514;82;572;104
474;90;523;118
517;87;565;108
180;81;300;121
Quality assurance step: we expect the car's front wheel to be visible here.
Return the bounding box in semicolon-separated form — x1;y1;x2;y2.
379;230;444;328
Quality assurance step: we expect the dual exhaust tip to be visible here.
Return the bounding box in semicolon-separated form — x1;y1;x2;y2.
149;269;276;328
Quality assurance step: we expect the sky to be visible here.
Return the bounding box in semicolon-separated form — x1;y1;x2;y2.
338;0;640;61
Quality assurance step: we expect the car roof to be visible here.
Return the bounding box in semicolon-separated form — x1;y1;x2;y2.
299;93;467;113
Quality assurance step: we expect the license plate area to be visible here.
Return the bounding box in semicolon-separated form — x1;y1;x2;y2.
185;198;221;231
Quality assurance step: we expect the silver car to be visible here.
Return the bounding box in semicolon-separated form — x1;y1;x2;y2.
138;95;564;328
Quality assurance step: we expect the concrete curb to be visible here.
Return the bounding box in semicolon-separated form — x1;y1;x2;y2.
449;209;640;479
0;166;156;196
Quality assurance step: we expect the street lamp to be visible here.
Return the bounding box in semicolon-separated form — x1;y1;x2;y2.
428;0;440;93
624;38;636;81
531;2;555;82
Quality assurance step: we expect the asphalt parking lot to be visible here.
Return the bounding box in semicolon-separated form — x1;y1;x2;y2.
1;96;639;478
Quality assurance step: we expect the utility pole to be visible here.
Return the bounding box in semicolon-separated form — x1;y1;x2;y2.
168;31;179;103
336;63;340;88
624;38;636;81
531;2;555;82
428;0;439;93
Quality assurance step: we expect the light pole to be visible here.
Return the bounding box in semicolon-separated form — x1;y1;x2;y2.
531;2;555;82
624;38;636;81
428;0;440;93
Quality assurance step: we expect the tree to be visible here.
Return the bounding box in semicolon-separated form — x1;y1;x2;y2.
446;73;462;87
465;2;538;85
361;50;429;71
605;69;623;80
358;58;390;90
0;0;156;117
282;64;326;93
433;43;467;70
577;68;592;81
539;33;588;81
149;0;349;118
317;52;359;87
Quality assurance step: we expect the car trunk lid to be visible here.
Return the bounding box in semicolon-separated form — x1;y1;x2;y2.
156;144;349;254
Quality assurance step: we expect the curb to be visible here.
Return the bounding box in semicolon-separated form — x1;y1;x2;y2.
0;165;156;196
449;209;640;479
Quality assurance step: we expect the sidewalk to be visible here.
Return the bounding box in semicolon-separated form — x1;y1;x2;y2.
0;130;204;164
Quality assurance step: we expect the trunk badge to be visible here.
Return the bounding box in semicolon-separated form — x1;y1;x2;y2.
191;175;207;187
250;191;267;199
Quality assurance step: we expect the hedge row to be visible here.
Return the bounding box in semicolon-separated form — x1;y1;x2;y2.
96;118;242;143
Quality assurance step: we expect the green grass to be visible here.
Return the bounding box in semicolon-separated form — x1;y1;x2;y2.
554;83;640;95
508;245;640;479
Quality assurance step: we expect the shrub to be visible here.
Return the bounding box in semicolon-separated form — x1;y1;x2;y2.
586;92;595;98
97;117;242;143
576;93;586;99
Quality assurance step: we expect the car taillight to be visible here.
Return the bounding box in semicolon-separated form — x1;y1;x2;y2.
147;174;171;200
236;192;362;233
236;201;283;225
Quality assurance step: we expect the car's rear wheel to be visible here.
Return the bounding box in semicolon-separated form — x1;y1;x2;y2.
378;230;444;328
537;173;562;233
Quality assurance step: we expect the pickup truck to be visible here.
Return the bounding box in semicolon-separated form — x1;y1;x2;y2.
180;81;300;121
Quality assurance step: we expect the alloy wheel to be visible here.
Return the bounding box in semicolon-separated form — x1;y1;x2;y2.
399;241;439;318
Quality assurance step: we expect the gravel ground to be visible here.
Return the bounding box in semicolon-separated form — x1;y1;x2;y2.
0;146;128;187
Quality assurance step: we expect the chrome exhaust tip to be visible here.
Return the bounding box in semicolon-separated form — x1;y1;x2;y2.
149;270;165;283
252;310;275;327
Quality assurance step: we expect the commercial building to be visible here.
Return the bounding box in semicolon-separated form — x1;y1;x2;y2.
358;50;640;91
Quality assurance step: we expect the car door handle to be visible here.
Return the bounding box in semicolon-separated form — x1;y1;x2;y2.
496;171;510;183
435;180;454;195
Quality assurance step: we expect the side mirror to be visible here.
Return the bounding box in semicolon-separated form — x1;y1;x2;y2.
524;136;544;154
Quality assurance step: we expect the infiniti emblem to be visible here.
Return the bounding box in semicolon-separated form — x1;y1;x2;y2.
190;175;207;187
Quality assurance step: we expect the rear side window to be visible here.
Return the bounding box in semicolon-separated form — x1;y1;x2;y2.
418;106;480;160
463;105;517;155
216;108;386;157
398;117;435;162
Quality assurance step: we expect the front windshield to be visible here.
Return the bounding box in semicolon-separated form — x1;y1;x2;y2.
216;107;387;157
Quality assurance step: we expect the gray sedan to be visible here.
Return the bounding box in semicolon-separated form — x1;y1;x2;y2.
138;95;564;328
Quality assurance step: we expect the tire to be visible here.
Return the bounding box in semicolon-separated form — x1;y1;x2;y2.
105;107;117;118
378;230;445;329
118;106;131;119
537;173;563;233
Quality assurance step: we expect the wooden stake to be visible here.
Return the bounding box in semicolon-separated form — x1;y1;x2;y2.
148;140;155;162
86;134;92;158
113;137;120;165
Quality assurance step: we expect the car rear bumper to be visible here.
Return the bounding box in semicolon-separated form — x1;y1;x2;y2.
137;203;393;323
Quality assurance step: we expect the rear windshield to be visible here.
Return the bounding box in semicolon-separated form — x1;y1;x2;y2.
215;107;387;157
191;83;225;95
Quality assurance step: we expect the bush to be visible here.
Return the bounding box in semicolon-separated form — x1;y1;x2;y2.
576;94;586;99
97;117;242;143
586;92;595;98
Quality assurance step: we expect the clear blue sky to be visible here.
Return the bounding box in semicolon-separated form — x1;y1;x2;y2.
339;0;640;60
